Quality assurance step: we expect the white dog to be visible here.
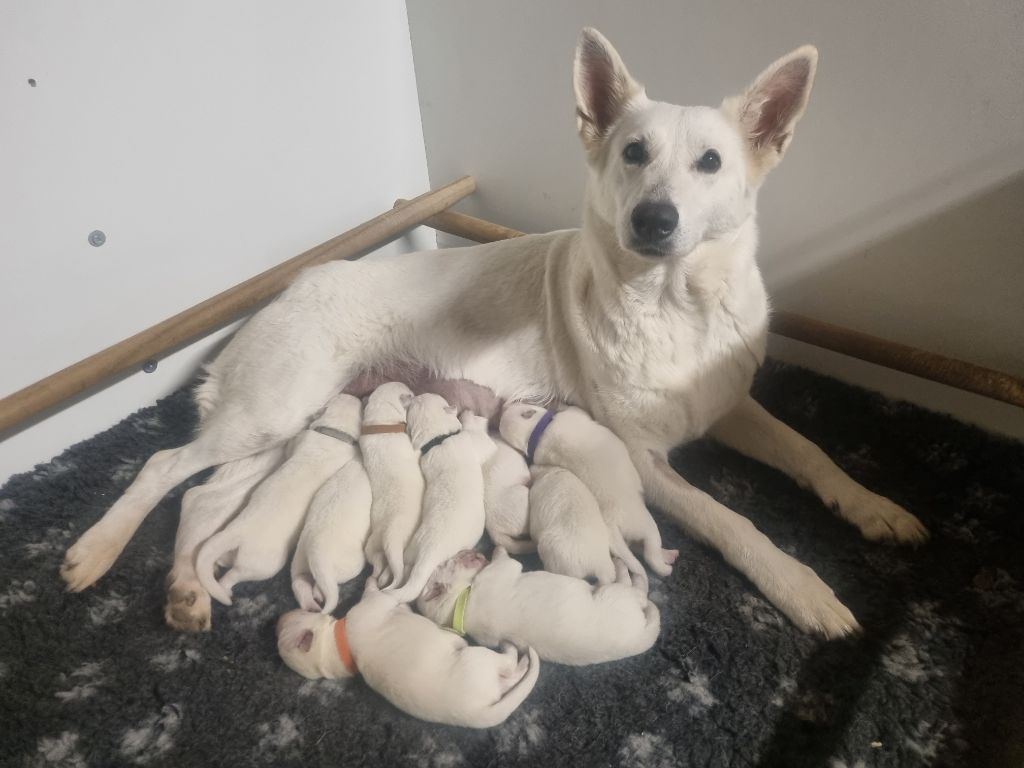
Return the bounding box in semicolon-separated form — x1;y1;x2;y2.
290;446;372;613
195;393;362;604
277;577;540;729
501;404;677;582
418;548;658;665
359;382;423;587
66;29;927;638
480;433;533;553
529;465;616;585
386;394;486;603
165;446;285;631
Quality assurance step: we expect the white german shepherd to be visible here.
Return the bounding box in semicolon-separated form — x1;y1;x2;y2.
61;28;926;638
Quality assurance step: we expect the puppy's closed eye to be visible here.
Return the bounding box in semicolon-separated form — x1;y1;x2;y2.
520;408;537;419
422;583;446;602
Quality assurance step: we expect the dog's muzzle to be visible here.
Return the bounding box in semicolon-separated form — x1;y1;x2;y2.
630;201;678;253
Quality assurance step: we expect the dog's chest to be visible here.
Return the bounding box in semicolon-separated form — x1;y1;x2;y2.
583;285;767;447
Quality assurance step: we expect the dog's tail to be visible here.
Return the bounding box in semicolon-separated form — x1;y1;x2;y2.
195;531;240;606
489;531;536;555
471;647;541;729
384;550;438;604
607;527;647;580
642;532;677;578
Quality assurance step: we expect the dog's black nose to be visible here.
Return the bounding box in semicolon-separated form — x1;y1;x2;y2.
631;202;678;245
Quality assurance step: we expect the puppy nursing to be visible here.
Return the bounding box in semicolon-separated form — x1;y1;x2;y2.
360;382;423;587
500;405;678;581
385;394;487;603
418;548;659;666
277;578;539;729
195;393;362;604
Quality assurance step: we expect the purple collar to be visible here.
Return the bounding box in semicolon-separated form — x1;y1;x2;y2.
525;410;556;465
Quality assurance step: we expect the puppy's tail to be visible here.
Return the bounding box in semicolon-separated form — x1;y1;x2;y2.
607;527;647;580
642;535;677;578
195;531;240;606
473;647;541;729
489;531;536;555
384;552;437;604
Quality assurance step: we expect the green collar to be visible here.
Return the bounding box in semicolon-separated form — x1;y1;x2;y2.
445;586;472;636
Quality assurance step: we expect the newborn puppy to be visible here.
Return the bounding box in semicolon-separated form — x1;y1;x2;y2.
290;444;372;613
529;465;616;584
277;577;540;729
458;410;498;465
418;548;659;666
166;446;285;631
482;435;533;553
500;405;678;581
195;393;362;604
360;382;423;587
385;394;486;603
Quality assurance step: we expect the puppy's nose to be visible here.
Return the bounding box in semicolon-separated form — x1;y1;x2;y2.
631;202;678;244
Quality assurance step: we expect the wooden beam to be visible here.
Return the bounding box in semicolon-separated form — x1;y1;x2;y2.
0;176;477;434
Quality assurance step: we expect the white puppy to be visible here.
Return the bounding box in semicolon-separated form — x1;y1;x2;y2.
195;393;362;604
481;433;533;554
386;394;486;603
290;440;372;613
457;410;498;465
500;404;678;582
529;465;616;584
277;577;540;729
418;548;659;666
166;446;285;631
360;382;422;587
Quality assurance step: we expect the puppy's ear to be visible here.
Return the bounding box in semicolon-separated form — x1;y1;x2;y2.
521;408;536;419
421;582;445;602
723;45;818;182
573;28;643;153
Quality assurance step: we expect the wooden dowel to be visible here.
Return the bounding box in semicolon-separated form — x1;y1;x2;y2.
411;207;1024;409
0;176;477;434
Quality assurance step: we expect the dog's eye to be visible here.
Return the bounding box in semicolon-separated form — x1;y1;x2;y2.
696;149;721;174
622;141;648;166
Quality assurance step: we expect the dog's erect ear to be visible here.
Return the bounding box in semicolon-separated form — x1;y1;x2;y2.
724;45;817;181
573;28;643;152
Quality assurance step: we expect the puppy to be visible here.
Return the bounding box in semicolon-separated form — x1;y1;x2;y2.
385;394;486;603
481;434;533;554
195;393;362;604
529;465;616;584
458;410;498;465
290;447;372;614
360;382;423;587
500;404;678;582
418;548;659;666
277;577;540;729
165;446;286;631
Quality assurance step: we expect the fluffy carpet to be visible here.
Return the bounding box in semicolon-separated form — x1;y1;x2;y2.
1;360;1022;768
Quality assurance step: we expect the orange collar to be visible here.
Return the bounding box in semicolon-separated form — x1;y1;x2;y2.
333;617;358;675
360;422;407;435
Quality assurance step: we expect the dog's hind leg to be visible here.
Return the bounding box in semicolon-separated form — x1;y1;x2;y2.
633;444;860;639
710;396;928;544
165;447;285;631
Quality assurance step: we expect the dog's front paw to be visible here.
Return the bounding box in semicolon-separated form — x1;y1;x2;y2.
838;490;928;545
61;527;123;592
762;553;860;640
165;576;212;632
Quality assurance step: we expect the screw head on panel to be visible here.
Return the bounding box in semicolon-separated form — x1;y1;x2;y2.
142;360;158;373
88;230;106;247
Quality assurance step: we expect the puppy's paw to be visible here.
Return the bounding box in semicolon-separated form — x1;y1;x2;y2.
763;554;860;639
61;527;123;592
165;578;212;632
292;574;324;612
838;491;928;545
662;548;679;566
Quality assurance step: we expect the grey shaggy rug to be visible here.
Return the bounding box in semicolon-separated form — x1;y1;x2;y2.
1;360;1022;768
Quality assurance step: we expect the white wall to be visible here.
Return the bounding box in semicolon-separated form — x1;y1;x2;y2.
0;1;434;483
407;1;1024;437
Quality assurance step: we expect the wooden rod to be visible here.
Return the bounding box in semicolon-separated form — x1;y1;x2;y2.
0;176;477;434
410;206;1024;409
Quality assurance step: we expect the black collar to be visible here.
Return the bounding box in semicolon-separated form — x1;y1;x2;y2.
420;430;460;455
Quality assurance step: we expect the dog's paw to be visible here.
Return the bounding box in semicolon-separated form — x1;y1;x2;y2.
838;490;929;545
61;527;123;592
165;578;212;632
762;554;860;640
